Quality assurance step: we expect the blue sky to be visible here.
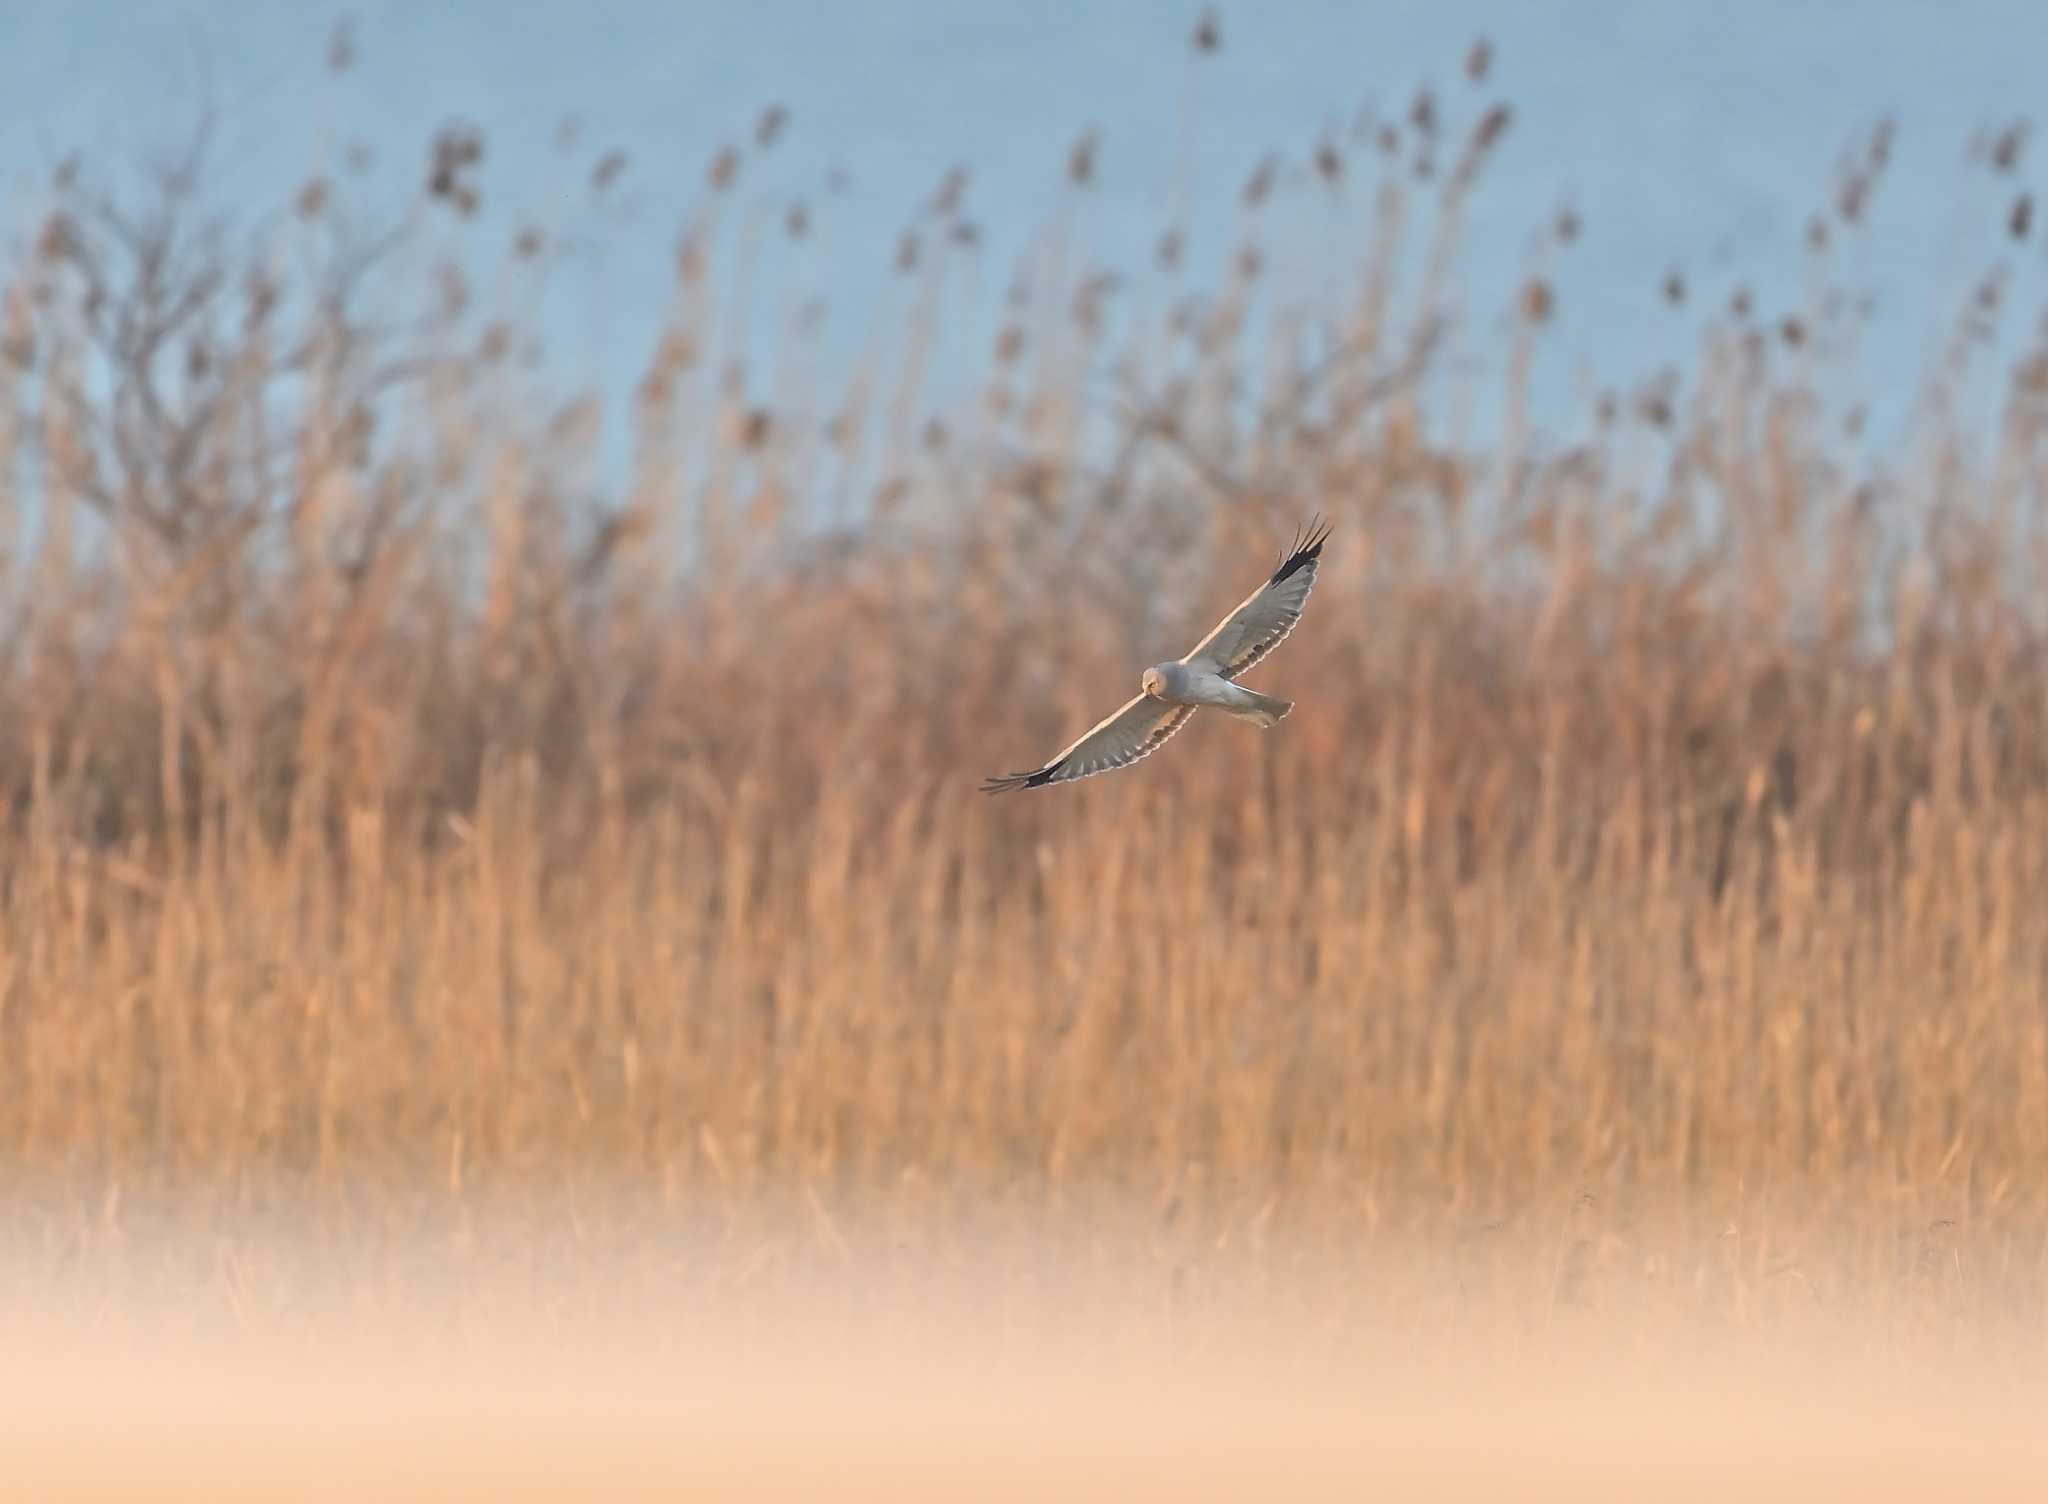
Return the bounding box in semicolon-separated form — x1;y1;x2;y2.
4;1;2042;489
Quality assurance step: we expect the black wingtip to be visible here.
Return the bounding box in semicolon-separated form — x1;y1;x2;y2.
980;761;1065;794
1269;514;1332;585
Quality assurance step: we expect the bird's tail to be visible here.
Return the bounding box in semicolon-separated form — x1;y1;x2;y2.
1228;687;1293;728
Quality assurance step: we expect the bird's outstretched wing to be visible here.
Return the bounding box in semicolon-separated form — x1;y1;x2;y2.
1179;517;1332;680
979;693;1198;793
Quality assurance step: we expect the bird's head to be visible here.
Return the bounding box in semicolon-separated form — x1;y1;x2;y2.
1141;664;1176;700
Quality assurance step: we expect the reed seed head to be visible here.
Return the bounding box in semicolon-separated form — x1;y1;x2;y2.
1990;119;2028;173
1242;154;1276;207
327;19;354;74
1473;103;1511;153
1314;136;1343;186
1410;89;1437;137
1067;130;1098;186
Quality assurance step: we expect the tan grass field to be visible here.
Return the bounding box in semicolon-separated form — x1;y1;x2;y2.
1;21;2046;1495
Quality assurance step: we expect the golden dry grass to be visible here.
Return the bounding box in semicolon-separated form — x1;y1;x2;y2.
2;25;2047;1486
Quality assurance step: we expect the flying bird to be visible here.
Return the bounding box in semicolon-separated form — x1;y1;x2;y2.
980;518;1331;793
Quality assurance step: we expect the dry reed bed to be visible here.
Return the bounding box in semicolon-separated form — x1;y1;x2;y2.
0;26;2043;1333
4;528;2046;1210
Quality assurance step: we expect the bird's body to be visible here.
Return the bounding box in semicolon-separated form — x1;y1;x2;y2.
1140;660;1292;725
981;519;1330;793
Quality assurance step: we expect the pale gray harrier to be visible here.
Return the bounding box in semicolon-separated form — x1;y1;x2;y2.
981;518;1331;793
